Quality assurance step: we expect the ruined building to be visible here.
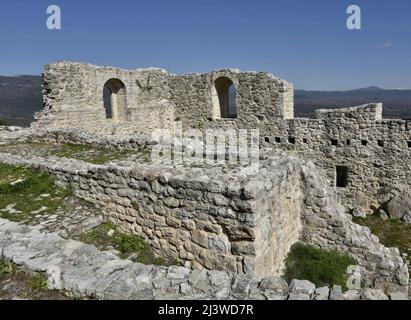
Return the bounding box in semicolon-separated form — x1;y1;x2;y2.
34;61;411;213
0;61;408;295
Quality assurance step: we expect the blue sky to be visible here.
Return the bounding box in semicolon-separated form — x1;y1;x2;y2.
0;0;410;90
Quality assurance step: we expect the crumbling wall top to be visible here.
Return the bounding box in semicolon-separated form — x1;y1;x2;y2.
315;103;383;121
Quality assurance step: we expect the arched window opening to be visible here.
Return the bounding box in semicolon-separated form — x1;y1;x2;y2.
212;77;237;119
228;83;237;118
103;78;127;121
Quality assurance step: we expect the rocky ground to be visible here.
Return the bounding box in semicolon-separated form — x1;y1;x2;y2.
0;218;408;300
0;260;68;300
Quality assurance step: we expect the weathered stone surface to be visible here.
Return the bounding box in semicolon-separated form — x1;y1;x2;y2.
0;218;273;300
361;289;389;301
288;293;311;300
289;279;316;297
258;276;288;300
388;292;409;300
0;144;408;292
386;193;411;223
343;290;361;301
2;61;411;226
377;209;389;220
0;216;405;300
314;287;330;300
329;285;343;300
352;208;366;219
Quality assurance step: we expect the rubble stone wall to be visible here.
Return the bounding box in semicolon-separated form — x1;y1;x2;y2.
0;152;303;277
263;104;411;212
0;151;408;292
34;62;174;134
33;62;294;136
32;62;411;212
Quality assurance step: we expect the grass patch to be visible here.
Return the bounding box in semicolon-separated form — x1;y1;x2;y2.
284;243;356;290
0;260;67;300
0;162;31;185
0;142;136;165
0;260;15;280
353;215;411;260
52;144;135;164
81;222;177;266
0;162;71;222
27;274;48;292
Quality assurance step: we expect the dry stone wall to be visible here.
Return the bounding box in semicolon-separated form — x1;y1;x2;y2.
263;104;411;212
0;152;303;278
32;62;411;213
33;62;293;136
35;62;174;135
0;149;408;293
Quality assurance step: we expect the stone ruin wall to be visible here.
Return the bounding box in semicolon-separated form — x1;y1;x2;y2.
263;104;411;212
33;61;411;220
0;151;303;278
0;150;407;293
35;62;174;135
33;62;293;135
169;69;294;129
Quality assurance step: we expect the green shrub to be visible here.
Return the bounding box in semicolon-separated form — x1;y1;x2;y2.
284;243;356;289
113;232;146;254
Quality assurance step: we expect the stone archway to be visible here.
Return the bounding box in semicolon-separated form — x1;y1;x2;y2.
103;78;127;121
211;77;237;119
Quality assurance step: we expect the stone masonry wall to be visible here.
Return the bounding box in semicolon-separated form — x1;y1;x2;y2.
0;152;303;278
169;69;294;129
32;61;411;223
33;62;293;136
34;62;174;135
262;103;411;212
0;150;408;292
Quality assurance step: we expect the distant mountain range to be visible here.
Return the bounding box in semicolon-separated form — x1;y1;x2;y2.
0;75;42;126
0;75;411;126
295;87;411;119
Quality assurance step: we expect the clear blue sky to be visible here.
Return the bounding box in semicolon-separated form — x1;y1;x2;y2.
0;0;410;90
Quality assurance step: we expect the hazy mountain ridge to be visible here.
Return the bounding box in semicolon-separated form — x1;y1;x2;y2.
0;76;411;126
0;75;43;126
295;87;411;119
